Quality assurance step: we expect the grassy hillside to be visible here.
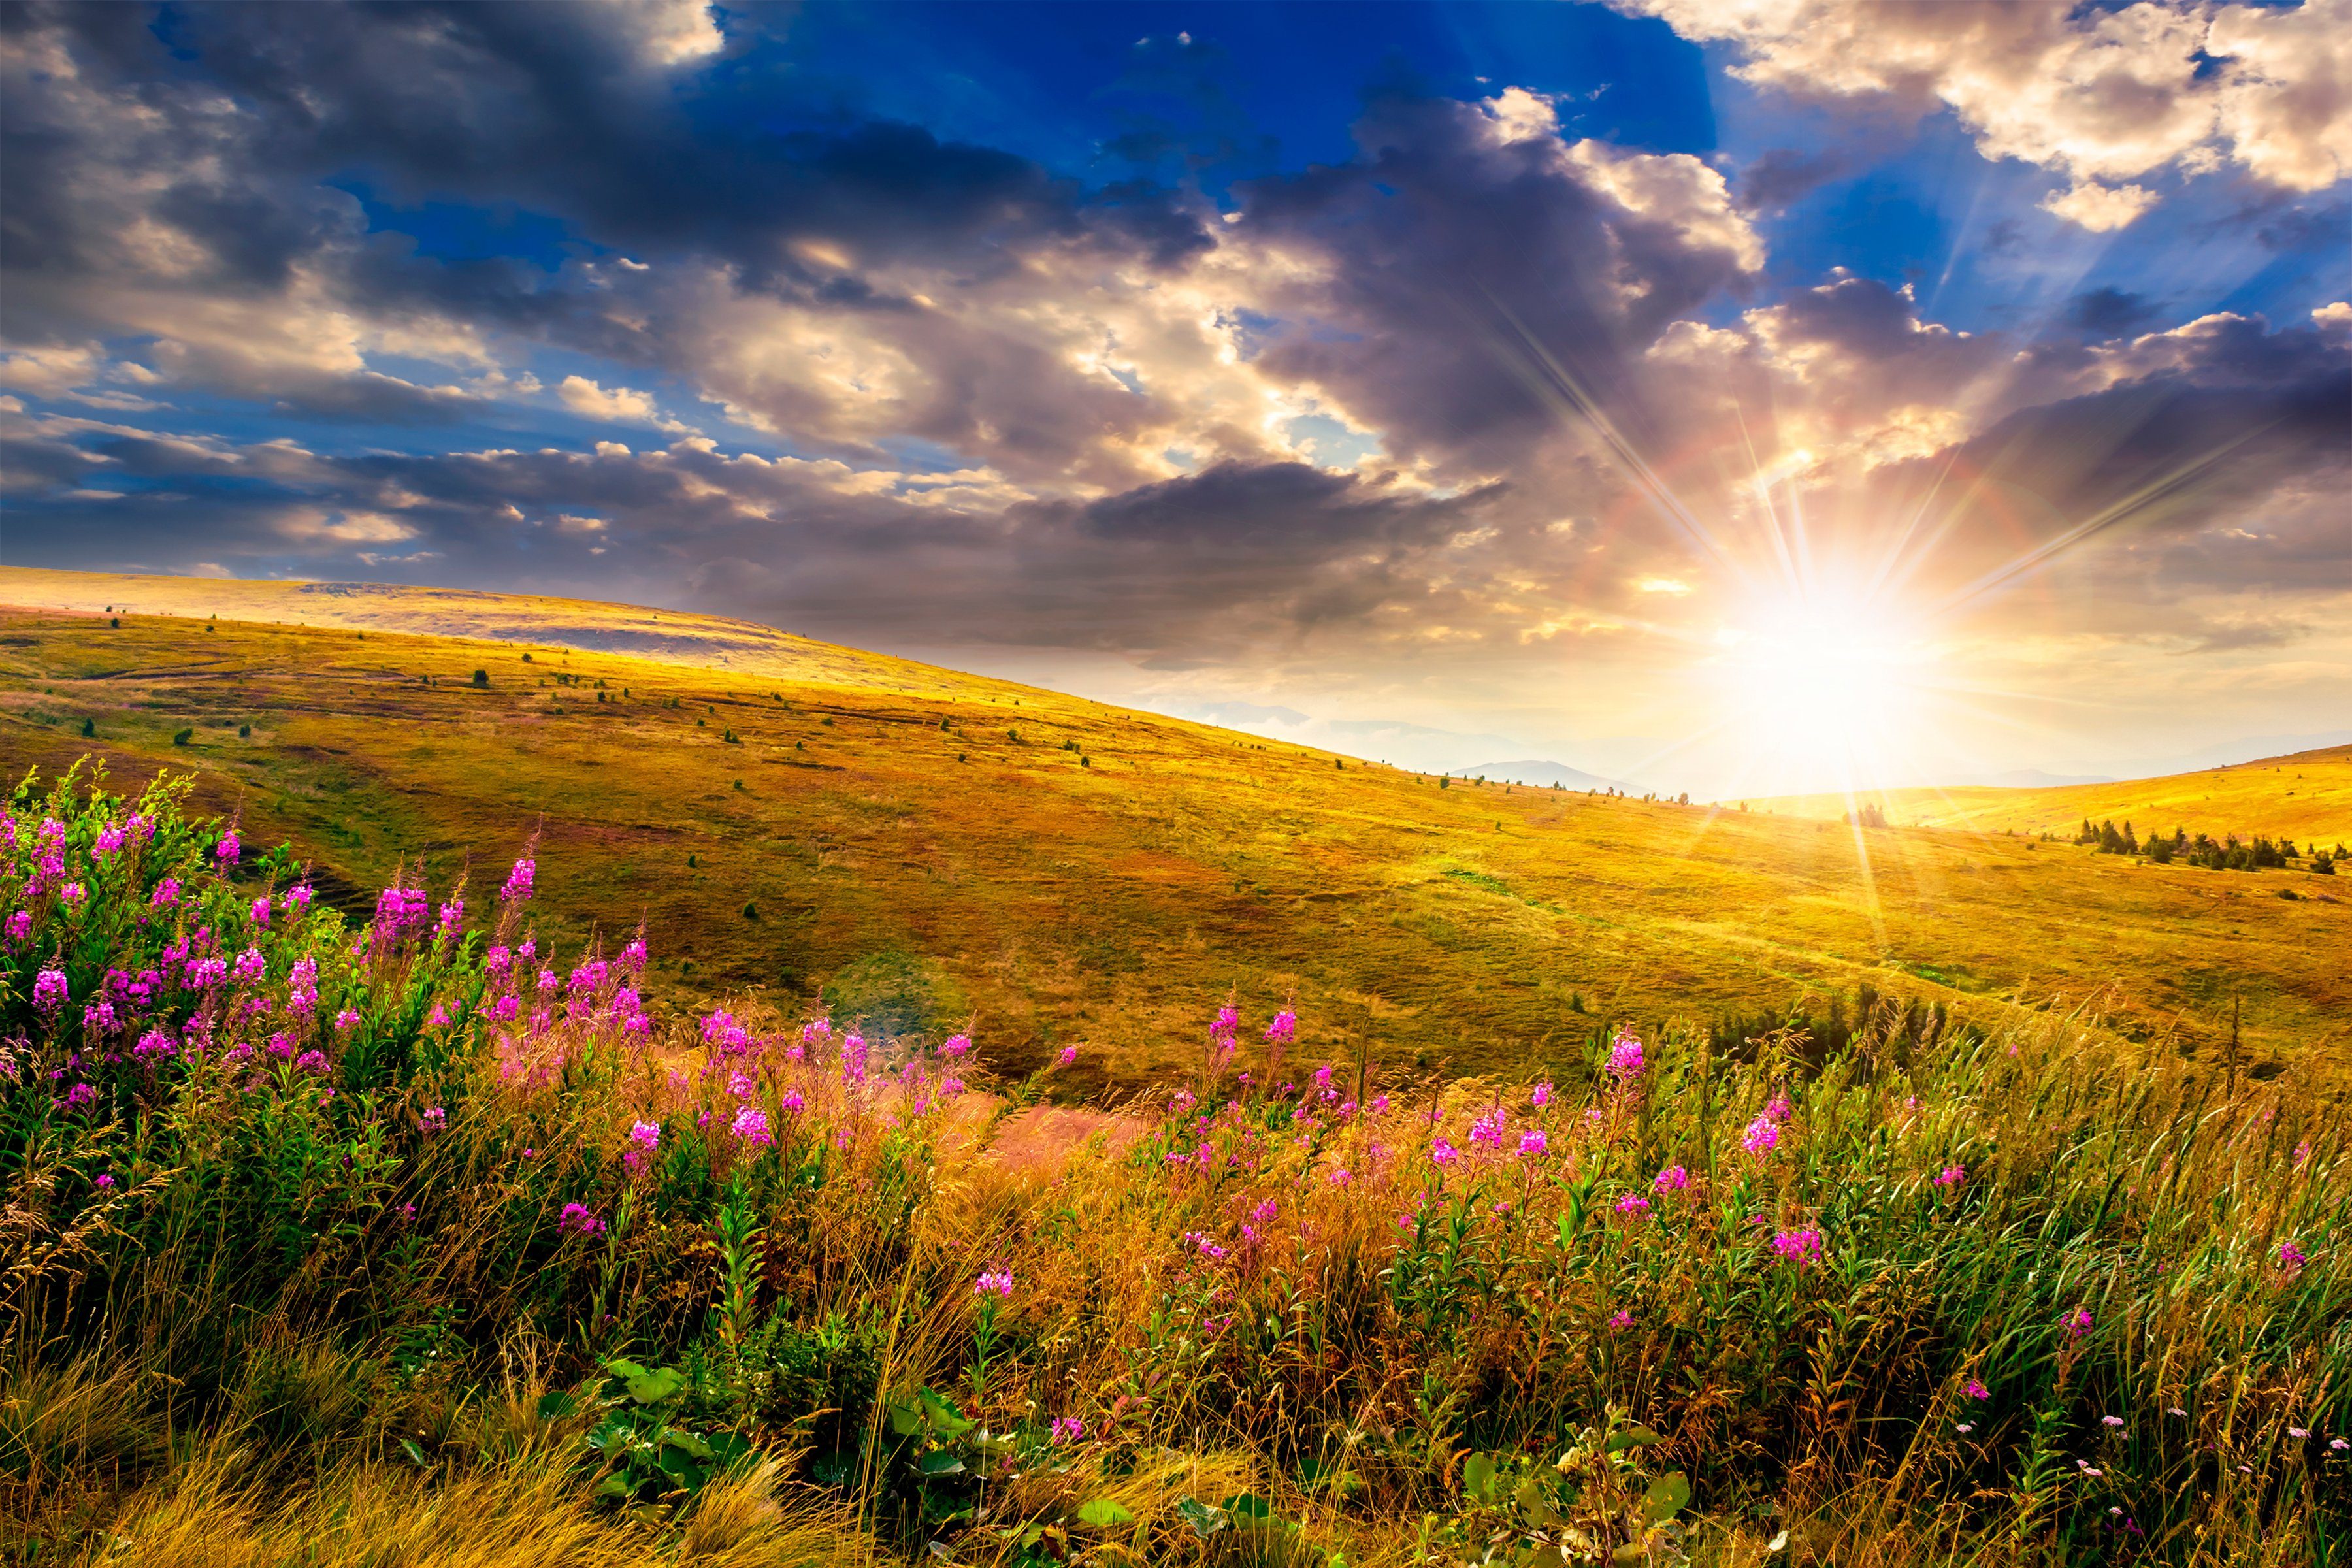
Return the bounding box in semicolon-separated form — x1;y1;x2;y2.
5;777;2346;1566
1756;748;2352;847
3;569;2345;1081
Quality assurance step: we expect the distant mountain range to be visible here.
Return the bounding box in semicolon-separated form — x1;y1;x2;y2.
1464;759;1629;792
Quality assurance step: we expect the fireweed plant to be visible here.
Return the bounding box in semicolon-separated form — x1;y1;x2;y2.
1;764;2347;1565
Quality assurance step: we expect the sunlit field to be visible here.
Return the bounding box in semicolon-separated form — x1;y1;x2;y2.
2;767;2345;1567
3;574;2346;1085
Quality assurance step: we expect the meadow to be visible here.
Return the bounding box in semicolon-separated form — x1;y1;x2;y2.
1758;757;2352;850
0;764;2344;1566
0;569;2345;1086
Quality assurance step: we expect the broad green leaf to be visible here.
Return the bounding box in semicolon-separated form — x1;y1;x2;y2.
916;1450;967;1477
604;1358;649;1380
397;1437;429;1469
1222;1492;1274;1526
536;1390;580;1421
1463;1451;1498;1502
1075;1498;1134;1527
626;1367;685;1405
1603;1424;1662;1454
1643;1471;1691;1522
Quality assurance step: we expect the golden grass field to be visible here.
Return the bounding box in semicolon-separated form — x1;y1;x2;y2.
1758;753;2352;847
3;566;2344;1081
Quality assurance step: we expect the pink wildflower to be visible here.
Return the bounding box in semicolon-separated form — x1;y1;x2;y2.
1770;1227;1825;1265
1654;1164;1690;1192
1605;1030;1645;1079
1056;1045;1078;1068
1742;1115;1780;1157
500;857;535;902
31;968;68;1013
975;1269;1014;1297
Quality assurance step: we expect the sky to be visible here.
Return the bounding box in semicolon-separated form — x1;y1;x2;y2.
3;0;2347;796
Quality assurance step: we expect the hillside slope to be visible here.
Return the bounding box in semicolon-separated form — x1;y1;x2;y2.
1756;747;2352;846
3;569;2344;1080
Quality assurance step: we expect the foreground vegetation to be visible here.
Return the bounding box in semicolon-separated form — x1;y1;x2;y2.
3;572;2346;1083
3;766;2345;1565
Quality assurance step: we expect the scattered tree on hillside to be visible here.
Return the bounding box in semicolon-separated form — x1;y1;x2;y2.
1845;803;1890;829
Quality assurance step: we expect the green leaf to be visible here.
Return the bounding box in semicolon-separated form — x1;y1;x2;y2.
536;1390;580;1421
918;1388;975;1437
1075;1498;1134;1527
664;1431;715;1463
1603;1424;1662;1454
397;1437;429;1469
916;1450;968;1477
604;1358;649;1380
595;1473;635;1499
626;1367;685;1405
1222;1493;1277;1528
889;1399;924;1437
1174;1496;1228;1538
1643;1471;1691;1522
706;1431;752;1469
1463;1452;1499;1503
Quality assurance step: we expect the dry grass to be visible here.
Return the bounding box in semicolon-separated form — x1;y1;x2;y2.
2;574;2345;1086
1759;745;2352;846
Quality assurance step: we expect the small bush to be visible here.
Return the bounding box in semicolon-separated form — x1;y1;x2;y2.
171;728;193;746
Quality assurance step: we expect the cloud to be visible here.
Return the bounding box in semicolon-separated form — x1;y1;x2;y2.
557;374;690;432
1615;0;2352;222
1228;88;1763;479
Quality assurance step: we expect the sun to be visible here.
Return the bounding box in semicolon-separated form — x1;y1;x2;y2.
1712;596;1938;790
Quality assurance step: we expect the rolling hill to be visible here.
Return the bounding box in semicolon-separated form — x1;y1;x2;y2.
3;566;2345;1082
1754;749;2352;847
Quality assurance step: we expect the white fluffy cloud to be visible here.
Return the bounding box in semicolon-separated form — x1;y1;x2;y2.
1614;0;2352;223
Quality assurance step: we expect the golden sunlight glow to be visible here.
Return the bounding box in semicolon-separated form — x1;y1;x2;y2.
1714;597;1937;788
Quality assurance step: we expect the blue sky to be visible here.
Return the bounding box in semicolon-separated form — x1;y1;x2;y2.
3;1;2347;791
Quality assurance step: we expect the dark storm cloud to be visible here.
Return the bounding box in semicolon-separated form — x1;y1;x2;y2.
1734;146;1849;211
2062;287;2162;336
0;0;1211;454
1068;460;1498;552
1232;90;1761;478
